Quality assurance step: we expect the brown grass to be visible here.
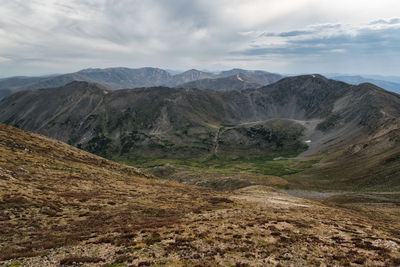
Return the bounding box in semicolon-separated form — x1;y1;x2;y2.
60;255;104;265
1;123;400;266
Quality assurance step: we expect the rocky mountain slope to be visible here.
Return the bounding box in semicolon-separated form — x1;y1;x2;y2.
1;123;400;266
0;89;11;99
1;75;399;191
217;68;283;85
177;73;262;90
169;69;215;85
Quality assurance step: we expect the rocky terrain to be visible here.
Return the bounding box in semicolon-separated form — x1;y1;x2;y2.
177;73;262;91
1;74;399;192
1;123;400;266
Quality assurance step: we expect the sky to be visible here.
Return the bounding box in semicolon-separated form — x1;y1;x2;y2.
1;0;400;77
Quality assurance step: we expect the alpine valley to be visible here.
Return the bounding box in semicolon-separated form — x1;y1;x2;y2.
1;67;400;266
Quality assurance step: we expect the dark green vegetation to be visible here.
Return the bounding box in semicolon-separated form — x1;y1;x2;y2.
0;74;399;191
316;114;341;131
118;155;312;191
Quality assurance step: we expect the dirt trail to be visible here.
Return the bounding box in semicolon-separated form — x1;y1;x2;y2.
232;185;312;208
214;127;221;154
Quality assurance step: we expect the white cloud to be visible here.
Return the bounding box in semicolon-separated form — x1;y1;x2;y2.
0;0;399;76
0;56;11;63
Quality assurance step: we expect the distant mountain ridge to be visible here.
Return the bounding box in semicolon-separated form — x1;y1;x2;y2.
2;68;400;100
0;67;283;99
216;68;283;85
331;75;400;94
177;73;264;91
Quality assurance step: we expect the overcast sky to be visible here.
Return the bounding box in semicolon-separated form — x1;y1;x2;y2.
1;0;400;77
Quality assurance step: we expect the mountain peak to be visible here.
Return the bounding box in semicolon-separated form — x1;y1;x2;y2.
298;74;328;80
179;69;212;75
186;69;202;72
77;67;103;73
272;74;329;85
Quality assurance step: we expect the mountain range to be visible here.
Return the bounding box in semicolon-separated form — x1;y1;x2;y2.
2;67;400;101
0;67;283;99
1;74;399;191
1;70;400;265
332;75;400;94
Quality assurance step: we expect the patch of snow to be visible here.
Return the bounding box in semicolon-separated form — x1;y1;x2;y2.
305;140;312;143
237;74;244;82
311;75;316;78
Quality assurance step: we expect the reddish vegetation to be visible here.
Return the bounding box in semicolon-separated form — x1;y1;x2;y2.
1;123;400;266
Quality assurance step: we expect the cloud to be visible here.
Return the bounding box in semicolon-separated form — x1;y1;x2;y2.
0;56;11;63
0;0;248;75
234;19;400;63
0;1;400;76
371;18;400;25
264;30;313;37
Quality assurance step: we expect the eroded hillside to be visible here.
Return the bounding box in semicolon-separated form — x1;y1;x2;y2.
1;75;399;191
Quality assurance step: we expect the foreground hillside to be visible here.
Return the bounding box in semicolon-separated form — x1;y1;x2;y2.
0;123;231;264
1;123;400;266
